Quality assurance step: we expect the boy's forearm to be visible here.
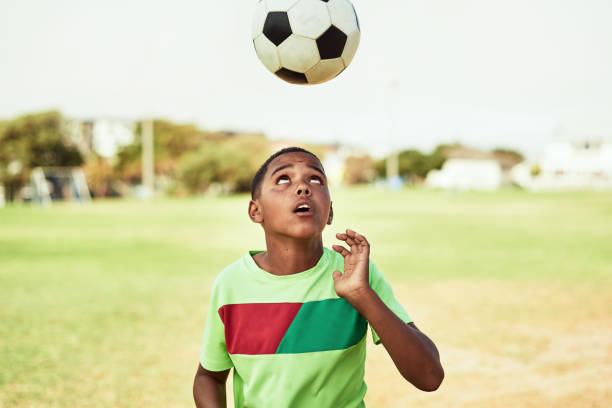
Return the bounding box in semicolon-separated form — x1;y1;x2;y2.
193;372;227;408
346;288;444;391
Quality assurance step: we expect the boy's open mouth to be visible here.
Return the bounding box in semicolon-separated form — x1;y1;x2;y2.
293;202;313;216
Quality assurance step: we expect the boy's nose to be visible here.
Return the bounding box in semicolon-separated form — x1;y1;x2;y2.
296;184;311;197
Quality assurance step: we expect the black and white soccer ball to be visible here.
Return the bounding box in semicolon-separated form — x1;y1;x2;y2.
252;0;360;85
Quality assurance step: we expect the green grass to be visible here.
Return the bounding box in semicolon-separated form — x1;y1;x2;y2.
1;188;611;407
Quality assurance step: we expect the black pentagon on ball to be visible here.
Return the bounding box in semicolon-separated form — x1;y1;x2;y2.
316;25;347;60
263;12;293;46
275;68;308;84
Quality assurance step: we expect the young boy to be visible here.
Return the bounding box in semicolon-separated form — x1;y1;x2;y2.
193;147;444;408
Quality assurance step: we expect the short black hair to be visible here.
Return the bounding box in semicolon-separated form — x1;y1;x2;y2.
251;147;322;199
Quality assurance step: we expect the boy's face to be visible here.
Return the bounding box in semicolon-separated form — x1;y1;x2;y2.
249;152;333;239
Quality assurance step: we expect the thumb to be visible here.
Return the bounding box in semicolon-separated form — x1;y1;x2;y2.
332;270;343;281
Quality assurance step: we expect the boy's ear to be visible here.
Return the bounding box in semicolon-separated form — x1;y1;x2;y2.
327;202;333;225
248;200;263;224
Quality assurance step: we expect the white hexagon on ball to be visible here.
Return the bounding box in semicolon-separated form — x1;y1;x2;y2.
288;0;331;39
267;0;300;12
341;29;360;67
326;0;359;34
278;35;320;72
253;34;281;72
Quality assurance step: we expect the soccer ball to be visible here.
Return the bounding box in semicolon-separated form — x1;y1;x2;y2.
252;0;361;85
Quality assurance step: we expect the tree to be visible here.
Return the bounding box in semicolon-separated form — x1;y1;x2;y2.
433;143;464;157
374;149;445;181
113;119;263;186
397;149;445;179
374;158;386;179
177;136;267;194
83;154;122;198
114;120;210;183
0;111;84;201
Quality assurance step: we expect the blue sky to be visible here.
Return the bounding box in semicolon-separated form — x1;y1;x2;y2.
1;0;611;158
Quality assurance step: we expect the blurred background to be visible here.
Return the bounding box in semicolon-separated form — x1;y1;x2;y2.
1;0;610;407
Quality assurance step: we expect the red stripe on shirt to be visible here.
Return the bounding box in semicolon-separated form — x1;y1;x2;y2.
218;303;303;355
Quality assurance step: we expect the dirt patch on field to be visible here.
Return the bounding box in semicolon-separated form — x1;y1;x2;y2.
364;280;612;408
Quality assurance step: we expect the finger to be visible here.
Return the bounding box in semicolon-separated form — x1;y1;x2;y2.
342;229;356;242
345;229;363;252
348;229;364;243
354;232;370;249
337;232;357;248
337;233;357;247
332;270;343;281
345;229;362;246
332;245;350;258
345;228;357;238
347;230;369;253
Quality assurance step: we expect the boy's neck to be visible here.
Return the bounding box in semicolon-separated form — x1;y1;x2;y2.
255;234;324;276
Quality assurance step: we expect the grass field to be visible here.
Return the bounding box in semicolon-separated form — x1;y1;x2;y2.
1;188;611;407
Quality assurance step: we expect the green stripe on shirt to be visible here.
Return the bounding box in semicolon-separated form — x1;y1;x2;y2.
276;298;367;354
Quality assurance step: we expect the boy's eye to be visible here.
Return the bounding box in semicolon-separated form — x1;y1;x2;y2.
310;176;322;184
276;176;290;185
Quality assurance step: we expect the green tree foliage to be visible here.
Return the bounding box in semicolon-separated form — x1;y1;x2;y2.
374;158;386;179
0;111;83;167
113;120;259;184
0;111;84;201
177;135;268;194
114;118;269;194
397;149;445;179
114;120;211;182
375;148;446;181
433;143;464;157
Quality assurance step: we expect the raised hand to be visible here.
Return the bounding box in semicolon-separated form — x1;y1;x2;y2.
333;231;445;392
332;229;372;301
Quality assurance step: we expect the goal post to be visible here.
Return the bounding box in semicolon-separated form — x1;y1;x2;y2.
30;167;91;204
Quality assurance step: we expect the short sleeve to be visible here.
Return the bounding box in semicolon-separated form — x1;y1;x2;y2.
369;261;413;345
199;278;234;371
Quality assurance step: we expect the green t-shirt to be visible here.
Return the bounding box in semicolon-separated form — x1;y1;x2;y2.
199;247;412;408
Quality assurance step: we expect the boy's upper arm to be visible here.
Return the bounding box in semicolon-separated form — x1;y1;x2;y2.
369;261;413;344
199;278;234;371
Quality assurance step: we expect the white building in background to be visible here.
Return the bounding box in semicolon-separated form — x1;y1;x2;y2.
426;159;502;191
512;139;612;190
